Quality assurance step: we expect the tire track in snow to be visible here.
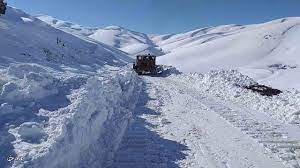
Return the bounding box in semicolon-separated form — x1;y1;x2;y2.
105;81;189;168
205;100;300;168
146;76;287;168
105;75;290;168
167;76;300;168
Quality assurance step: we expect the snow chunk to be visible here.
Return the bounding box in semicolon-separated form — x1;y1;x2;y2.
7;64;47;79
18;122;48;143
1;82;18;97
0;103;14;115
204;70;257;87
21;17;33;23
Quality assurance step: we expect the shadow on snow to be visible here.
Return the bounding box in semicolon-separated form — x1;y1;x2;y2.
0;78;85;167
107;81;189;168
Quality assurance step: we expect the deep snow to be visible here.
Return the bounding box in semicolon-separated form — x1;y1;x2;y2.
9;69;142;168
0;7;141;168
2;6;300;168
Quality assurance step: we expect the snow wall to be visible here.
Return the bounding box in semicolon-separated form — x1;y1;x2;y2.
0;64;142;168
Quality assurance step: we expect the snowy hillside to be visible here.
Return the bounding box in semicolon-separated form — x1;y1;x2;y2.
0;7;141;168
35;15;99;37
37;15;164;57
89;26;164;56
38;15;300;90
157;18;300;90
0;10;132;68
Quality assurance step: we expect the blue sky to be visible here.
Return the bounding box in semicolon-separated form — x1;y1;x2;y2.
8;0;300;34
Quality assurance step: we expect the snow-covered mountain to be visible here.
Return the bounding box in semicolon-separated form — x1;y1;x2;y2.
37;15;300;89
89;26;165;56
37;15;165;57
157;18;300;90
35;15;99;37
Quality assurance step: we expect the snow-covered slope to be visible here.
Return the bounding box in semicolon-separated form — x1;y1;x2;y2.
1;10;132;69
37;16;164;57
0;7;141;168
157;18;300;90
35;15;99;37
89;26;164;56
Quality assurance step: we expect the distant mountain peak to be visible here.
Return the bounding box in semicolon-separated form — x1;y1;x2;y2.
104;25;125;30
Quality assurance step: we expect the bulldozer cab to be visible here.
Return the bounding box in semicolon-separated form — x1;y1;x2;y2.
133;54;157;75
0;0;7;15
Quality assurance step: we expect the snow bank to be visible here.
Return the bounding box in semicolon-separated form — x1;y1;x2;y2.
173;70;300;124
158;65;182;76
0;7;142;168
0;63;142;168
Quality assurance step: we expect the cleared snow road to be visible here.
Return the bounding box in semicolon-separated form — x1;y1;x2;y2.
106;75;295;168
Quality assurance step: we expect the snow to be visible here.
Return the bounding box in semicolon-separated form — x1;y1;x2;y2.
172;70;300;125
38;15;300;90
17;122;48;144
88;26;165;57
106;73;295;168
37;16;164;57
0;7;141;168
0;8;131;69
3;5;300;168
8;69;141;168
157;18;300;90
1;64;142;168
36;15;99;37
128;72;300;168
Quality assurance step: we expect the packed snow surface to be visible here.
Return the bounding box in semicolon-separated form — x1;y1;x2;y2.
105;71;300;168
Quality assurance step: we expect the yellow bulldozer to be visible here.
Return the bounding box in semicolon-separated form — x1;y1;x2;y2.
133;54;160;75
